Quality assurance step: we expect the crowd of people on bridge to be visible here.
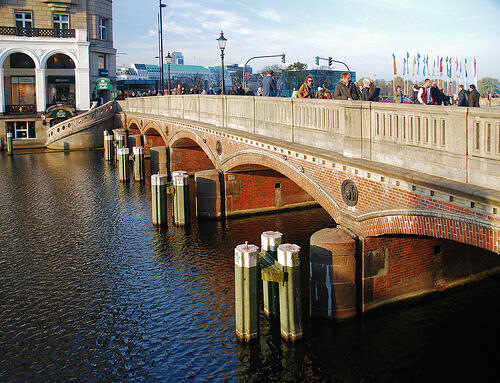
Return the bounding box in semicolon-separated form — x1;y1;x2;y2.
118;69;485;107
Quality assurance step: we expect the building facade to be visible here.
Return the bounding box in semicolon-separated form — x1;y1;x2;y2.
0;0;116;146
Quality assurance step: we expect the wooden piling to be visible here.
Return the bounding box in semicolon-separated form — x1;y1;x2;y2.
104;132;114;161
117;147;130;182
151;174;168;225
7;132;13;155
235;242;260;342
278;243;303;342
133;146;145;182
261;231;282;318
172;170;189;225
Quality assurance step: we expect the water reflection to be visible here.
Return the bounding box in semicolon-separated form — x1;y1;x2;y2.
0;150;499;382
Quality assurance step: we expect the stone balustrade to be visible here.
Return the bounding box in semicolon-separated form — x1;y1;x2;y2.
119;95;500;190
46;101;115;147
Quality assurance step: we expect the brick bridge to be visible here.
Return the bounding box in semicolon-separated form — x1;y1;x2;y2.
116;95;500;318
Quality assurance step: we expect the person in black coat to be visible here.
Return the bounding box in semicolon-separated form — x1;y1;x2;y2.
361;78;380;101
430;82;442;105
457;85;469;106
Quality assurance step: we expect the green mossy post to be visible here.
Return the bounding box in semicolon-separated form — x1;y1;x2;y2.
7;132;13;155
172;170;189;226
116;133;125;149
261;231;282;318
278;243;303;342
235;242;260;342
133;146;145;182
151;174;168;225
117;147;130;182
104;132;114;161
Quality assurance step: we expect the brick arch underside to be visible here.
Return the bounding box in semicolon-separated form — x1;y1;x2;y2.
221;151;343;224
361;214;497;254
142;122;167;155
167;130;218;173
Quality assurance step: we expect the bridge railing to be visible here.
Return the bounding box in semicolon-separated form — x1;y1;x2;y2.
46;101;115;146
119;95;500;190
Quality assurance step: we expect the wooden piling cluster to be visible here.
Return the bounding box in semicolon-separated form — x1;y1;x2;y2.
234;232;303;343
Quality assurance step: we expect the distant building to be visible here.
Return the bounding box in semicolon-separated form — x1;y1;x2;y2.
117;63;232;93
172;52;184;65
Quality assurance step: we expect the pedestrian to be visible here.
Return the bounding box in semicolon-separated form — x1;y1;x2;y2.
457;85;468;106
298;75;314;98
236;84;245;95
323;86;332;99
333;72;353;100
262;70;276;97
245;87;254;96
348;79;361;100
361;78;380;102
468;84;480;107
192;85;199;94
228;86;236;95
315;87;324;99
207;85;214;95
291;87;298;98
430;81;442;105
410;84;420;104
257;87;263;96
417;79;433;105
393;85;403;103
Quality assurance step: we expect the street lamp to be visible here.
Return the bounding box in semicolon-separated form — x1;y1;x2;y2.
165;51;172;95
158;1;167;94
217;30;227;94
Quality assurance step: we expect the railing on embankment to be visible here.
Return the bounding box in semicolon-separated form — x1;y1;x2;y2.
45;101;115;149
119;95;500;190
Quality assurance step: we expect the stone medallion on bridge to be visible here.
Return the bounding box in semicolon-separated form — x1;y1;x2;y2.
341;179;358;207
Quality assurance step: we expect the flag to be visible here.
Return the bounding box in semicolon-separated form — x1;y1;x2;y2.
456;57;458;73
433;59;436;76
406;52;410;75
392;53;397;75
474;58;477;85
412;56;416;76
465;58;468;78
417;52;421;74
423;57;426;76
439;57;443;75
403;58;406;76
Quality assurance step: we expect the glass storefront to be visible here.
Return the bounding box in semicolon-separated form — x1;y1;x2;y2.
6;76;36;105
6;121;36;139
46;76;75;106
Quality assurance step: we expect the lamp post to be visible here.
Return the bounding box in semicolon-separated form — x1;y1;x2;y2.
217;30;227;94
158;1;167;94
166;51;172;95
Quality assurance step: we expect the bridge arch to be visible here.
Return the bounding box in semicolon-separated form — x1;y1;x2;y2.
168;129;218;173
221;149;343;223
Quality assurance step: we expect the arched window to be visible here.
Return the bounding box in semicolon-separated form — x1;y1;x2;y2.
46;54;75;69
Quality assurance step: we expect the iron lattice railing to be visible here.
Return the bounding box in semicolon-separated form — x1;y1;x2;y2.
0;26;75;38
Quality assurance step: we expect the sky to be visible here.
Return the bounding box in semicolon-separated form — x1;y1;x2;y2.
113;0;500;80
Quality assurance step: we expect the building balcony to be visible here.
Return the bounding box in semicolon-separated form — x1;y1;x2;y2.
0;26;75;38
4;105;37;115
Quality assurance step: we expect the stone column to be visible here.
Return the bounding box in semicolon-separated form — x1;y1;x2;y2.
35;68;46;113
0;68;5;114
310;227;357;321
75;68;91;111
150;146;169;175
195;169;224;219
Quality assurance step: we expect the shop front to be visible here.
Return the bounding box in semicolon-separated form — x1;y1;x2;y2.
46;76;75;107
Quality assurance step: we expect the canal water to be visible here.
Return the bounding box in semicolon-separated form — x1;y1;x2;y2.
1;150;498;382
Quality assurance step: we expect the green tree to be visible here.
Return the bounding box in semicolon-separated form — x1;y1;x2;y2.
286;62;307;71
477;77;500;95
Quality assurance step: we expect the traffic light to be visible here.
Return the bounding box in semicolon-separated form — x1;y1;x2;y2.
328;57;333;66
281;54;285;63
315;56;319;66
